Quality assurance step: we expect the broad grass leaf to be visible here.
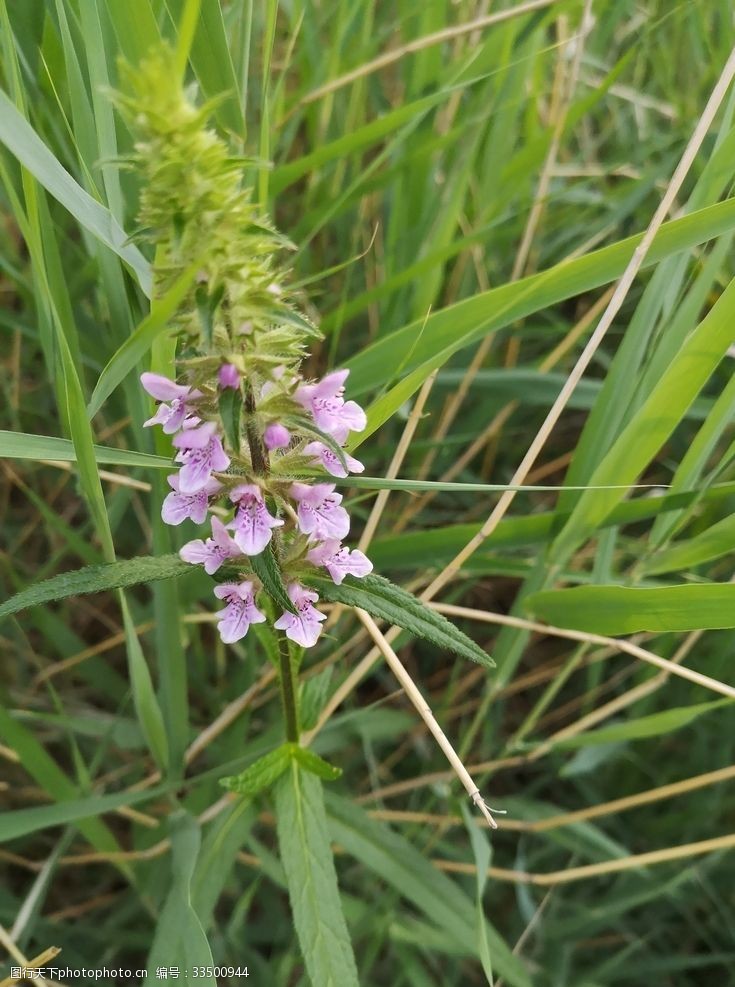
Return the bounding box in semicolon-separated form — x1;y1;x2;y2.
325;794;532;987
553;700;731;750
0;89;151;294
0;429;171;469
526;582;735;634
644;513;735;575
550;274;735;565
0;784;168;843
274;762;359;987
0;555;190;622
345;199;735;399
310;573;494;668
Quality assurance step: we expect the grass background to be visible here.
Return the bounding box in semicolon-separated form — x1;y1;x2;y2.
1;0;735;984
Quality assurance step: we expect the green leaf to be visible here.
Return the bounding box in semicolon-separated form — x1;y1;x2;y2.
0;88;151;294
550;273;735;565
553;700;731;750
526;582;735;634
345;198;735;399
325;794;532;987
250;544;298;614
0;784;167;843
274;761;359;987
121;594;169;771
218;382;244;453
643;513;735;575
87;259;202;417
220;744;293;797
144;812;216;987
0;429;171;469
0;554;191;622
292;746;342;781
310;573;494;668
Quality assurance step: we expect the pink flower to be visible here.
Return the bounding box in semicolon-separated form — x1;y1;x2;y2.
264;423;291;451
218;363;241;389
173;421;230;493
141;372;201;434
291;483;350;540
274;584;327;648
296;369;366;443
227;484;283;555
307;539;372;585
214;581;266;643
161;473;222;525
303;440;364;478
179;517;241;574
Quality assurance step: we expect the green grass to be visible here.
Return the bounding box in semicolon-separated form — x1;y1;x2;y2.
2;1;735;984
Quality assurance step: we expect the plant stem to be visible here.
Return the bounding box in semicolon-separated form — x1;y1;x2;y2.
278;635;299;743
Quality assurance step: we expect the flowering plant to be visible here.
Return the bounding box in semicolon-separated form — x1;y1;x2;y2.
121;51;373;658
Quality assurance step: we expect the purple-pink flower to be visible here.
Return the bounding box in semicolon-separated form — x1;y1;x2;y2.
296;369;366;443
214;581;266;643
218;363;241;390
291;483;350;541
274;583;327;648
303;440;363;478
179;517;241;574
307;539;372;585
141;371;201;434
173;421;231;493
264;422;291;451
161;473;222;525
227;484;284;555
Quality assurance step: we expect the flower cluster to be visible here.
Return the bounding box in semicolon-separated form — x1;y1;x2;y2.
142;365;372;648
118;49;375;650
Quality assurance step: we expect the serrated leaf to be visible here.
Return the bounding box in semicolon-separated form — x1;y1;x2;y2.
250;545;298;614
220;744;292;797
0;555;191;622
309;574;494;668
275;762;359;987
292;746;342;781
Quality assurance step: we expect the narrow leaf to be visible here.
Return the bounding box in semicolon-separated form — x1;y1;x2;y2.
526;582;735;634
310;574;494;668
250;545;298;614
0;555;190;622
220;744;293;797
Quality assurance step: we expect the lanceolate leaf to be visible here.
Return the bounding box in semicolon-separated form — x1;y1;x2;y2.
0;554;190;622
249;545;298;614
220;744;293;797
309;574;494;668
526;582;735;634
275;762;359;987
292;746;342;781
